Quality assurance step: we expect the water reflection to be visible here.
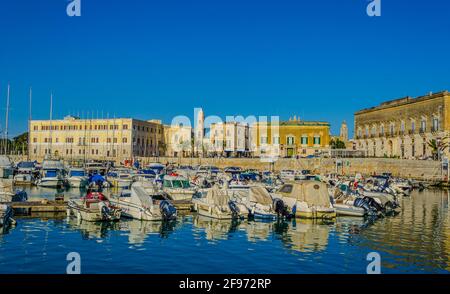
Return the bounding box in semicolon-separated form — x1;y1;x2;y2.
278;219;331;253
2;186;449;273
66;218;179;244
193;215;241;241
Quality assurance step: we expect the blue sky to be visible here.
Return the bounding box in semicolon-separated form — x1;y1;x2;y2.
1;0;449;138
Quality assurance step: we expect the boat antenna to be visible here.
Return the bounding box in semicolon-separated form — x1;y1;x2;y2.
4;83;10;155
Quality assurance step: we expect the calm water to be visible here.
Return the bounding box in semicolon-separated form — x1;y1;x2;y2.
0;187;449;274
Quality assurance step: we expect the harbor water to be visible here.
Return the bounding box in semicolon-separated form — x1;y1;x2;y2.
0;188;449;274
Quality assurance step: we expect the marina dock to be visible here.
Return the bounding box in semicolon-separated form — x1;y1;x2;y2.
1;200;68;216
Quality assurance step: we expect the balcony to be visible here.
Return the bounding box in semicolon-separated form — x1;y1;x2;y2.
419;128;426;135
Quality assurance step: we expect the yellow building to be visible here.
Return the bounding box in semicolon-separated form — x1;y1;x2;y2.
251;117;331;158
29;116;164;160
354;90;450;159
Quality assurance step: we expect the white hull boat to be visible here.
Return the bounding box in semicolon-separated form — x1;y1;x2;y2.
192;186;247;220
67;192;121;222
110;182;177;221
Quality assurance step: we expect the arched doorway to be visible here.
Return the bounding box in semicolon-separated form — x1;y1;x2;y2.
388;140;393;157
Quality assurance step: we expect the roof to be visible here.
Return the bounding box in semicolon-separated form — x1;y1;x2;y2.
355;90;449;115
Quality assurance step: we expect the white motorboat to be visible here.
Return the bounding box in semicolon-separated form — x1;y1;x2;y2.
109;182;177;221
37;160;66;188
192;185;247;219
67;192;121;222
67;168;89;188
272;181;336;219
107;169;134;188
162;174;196;201
13;161;37;184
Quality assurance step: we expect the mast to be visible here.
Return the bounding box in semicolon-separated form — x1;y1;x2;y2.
48;92;53;158
28;87;32;160
4;84;10;155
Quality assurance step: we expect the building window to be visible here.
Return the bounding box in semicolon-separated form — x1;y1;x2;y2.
380;125;384;136
313;136;321;145
273;137;280;144
301;136;308;145
122;138;127;143
420;119;426;133
261;137;268;144
433;117;439;131
411;121;415;133
287;136;295;145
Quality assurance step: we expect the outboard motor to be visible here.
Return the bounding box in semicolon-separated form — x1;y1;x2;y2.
101;205;111;220
160;200;177;220
273;198;291;218
228;201;241;218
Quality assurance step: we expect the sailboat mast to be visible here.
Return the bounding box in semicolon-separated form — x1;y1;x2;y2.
49;92;53;157
4;84;10;155
28;87;32;161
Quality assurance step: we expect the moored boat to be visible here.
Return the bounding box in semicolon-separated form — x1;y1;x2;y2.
67;191;121;222
109;182;176;221
272;181;336;219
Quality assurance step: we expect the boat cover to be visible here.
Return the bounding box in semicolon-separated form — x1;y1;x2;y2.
0;156;12;168
205;186;230;206
248;186;272;205
287;181;331;207
131;183;153;209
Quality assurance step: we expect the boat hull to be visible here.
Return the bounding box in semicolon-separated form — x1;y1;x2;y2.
67;200;121;222
68;177;89;188
333;204;366;217
109;199;163;221
38;178;64;188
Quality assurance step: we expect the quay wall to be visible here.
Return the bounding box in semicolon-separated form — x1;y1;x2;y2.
145;157;442;180
8;155;443;181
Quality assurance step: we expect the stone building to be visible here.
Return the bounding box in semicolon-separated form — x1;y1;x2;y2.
29;116;164;160
208;121;250;157
354;90;450;159
163;124;193;157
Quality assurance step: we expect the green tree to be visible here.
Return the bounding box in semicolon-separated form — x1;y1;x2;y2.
330;138;346;149
427;138;449;160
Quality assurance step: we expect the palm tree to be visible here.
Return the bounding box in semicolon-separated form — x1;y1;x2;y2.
427;137;450;160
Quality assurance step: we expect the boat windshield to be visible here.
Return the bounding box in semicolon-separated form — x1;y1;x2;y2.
45;170;58;178
18;162;35;168
70;170;85;177
181;180;190;188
